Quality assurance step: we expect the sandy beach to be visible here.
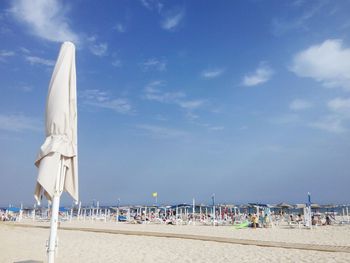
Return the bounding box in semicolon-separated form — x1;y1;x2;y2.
1;220;349;263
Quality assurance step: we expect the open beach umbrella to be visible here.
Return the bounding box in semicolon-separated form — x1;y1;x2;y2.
34;41;78;263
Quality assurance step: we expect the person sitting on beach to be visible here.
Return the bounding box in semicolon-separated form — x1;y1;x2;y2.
325;215;331;225
289;214;294;222
296;214;302;222
251;214;259;228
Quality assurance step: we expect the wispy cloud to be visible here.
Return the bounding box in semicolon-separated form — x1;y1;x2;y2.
161;10;184;31
271;1;326;36
140;0;163;12
144;81;207;120
242;63;274;86
80;89;133;114
178;100;205;110
0;114;41;132
269;113;300;125
144;81;185;103
289;99;313;111
87;36;108;57
144;81;205;110
9;0;80;44
309;115;347;134
136;124;188;139
201;68;224;79
112;59;122;67
25;55;55;66
290;39;350;90
327;97;350;116
140;1;183;31
140;58;167;72
111;52;122;67
114;23;126;33
309;97;350;134
19;47;30;54
209;126;225;131
0;50;15;61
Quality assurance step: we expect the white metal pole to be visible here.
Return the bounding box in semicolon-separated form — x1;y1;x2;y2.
70;207;73;222
48;195;60;263
47;159;65;263
176;206;178;225
32;205;36;222
192;198;195;215
77;201;81;221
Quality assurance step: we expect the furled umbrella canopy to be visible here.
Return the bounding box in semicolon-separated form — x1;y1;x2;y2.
34;41;78;203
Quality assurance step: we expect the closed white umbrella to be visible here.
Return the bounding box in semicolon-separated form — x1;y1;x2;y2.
34;41;78;263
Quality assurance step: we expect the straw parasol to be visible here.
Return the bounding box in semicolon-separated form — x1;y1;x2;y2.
34;42;78;263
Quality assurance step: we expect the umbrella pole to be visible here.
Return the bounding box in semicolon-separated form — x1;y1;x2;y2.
48;194;60;263
48;158;64;263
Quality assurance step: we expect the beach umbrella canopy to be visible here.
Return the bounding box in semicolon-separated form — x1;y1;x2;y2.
322;204;337;209
34;42;78;203
276;202;293;209
294;203;306;209
6;207;20;213
33;41;78;263
311;203;321;209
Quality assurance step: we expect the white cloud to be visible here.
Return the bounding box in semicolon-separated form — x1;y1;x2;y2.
136;124;187;139
114;23;126;33
87;37;108;57
290;39;350;90
0;50;15;61
310;115;347;134
289;99;313;111
185;111;199;120
111;52;122;67
140;58;167;71
80;89;133;114
309;97;350;134
9;0;80;44
144;81;185;103
20;85;33;92
328;97;350;116
178;100;205;110
271;4;321;36
112;59;122;67
143;81;206;119
19;47;30;54
89;43;108;57
269;114;300;125
0;114;41;132
201;68;224;79
242;63;274;86
94;99;132;113
25;55;55;66
209;126;224;131
140;0;163;12
161;10;184;31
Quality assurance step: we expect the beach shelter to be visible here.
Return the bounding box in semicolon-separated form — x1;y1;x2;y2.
34;42;78;263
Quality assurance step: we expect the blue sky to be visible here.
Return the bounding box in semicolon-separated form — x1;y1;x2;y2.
1;0;350;206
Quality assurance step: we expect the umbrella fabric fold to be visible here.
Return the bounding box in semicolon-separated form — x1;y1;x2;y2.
34;42;78;203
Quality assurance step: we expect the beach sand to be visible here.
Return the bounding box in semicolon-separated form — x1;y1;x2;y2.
1;221;349;263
